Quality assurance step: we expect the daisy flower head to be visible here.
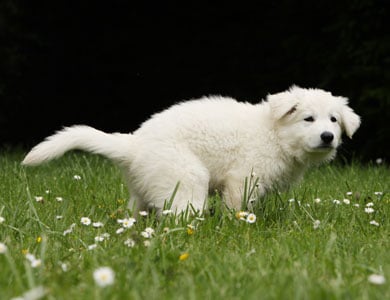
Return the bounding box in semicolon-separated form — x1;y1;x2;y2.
235;211;249;220
0;216;5;223
0;242;7;254
246;213;257;224
95;235;105;242
92;222;104;228
63;223;76;236
61;262;68;272
333;199;341;205
88;244;97;251
31;259;42;268
162;209;173;216
93;267;115;287
81;217;91;226
25;253;41;268
364;207;375;214
139;211;148;217
116;227;125;235
35;196;44;202
369;220;380;227
124;238;136;248
343;199;350;205
55;197;63;202
368;274;386;285
314;198;321;204
313;220;321;229
118;218;136;228
73;175;82;180
141;227;155;238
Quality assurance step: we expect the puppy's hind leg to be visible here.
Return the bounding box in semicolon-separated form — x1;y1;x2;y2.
163;157;210;215
126;191;146;215
131;145;210;216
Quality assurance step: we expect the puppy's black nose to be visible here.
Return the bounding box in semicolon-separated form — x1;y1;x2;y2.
321;131;334;144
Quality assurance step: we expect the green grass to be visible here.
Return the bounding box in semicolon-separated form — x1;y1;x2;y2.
0;152;389;299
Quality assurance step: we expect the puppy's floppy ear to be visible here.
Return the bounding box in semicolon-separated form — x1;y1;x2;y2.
267;90;299;120
338;97;361;138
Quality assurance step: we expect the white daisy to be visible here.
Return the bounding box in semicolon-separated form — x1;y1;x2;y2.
102;233;110;239
124;238;136;248
95;236;105;242
368;274;386;285
369;220;380;226
81;217;91;226
56;197;63;202
313;220;321;229
31;259;42;268
87;244;97;251
162;209;173;215
314;198;321;204
35;196;44;202
0;242;7;254
0;216;5;223
115;227;125;235
141;227;155;238
61;262;68;272
63;223;76;236
73;175;82;180
93;267;115;287
236;211;249;220
246;213;257;224
117;218;136;228
139;211;148;217
343;199;350;205
92;222;104;228
25;253;42;268
364;207;375;214
333;199;341;205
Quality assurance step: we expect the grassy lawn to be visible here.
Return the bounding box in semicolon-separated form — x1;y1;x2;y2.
0;152;388;299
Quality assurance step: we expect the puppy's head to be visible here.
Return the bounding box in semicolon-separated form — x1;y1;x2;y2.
267;86;361;163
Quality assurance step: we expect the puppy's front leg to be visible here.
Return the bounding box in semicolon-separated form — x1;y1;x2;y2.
223;177;244;210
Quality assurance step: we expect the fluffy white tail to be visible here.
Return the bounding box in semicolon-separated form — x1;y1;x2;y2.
22;125;133;166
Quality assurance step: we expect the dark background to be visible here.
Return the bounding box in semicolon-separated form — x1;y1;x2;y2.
1;1;389;161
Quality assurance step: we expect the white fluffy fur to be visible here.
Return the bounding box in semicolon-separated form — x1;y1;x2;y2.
22;86;360;214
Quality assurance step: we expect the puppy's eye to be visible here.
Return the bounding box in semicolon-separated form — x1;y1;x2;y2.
330;116;337;122
304;116;315;122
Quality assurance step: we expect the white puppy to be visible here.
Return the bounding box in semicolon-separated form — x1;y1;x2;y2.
23;86;360;214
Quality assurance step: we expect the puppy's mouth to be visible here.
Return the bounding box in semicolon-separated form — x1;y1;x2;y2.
311;144;336;152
